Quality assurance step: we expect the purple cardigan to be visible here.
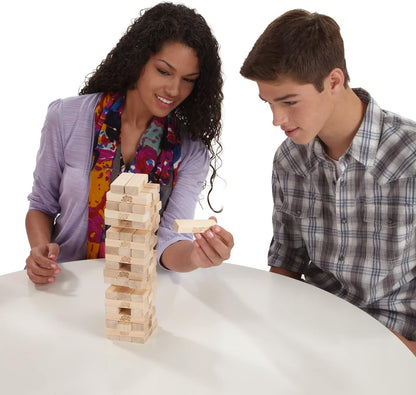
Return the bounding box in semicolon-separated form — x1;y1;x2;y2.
28;93;209;263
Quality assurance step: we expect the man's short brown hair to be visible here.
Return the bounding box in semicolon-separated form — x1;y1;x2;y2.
240;9;350;91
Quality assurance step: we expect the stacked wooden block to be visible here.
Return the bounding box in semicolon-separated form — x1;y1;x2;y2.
103;173;160;343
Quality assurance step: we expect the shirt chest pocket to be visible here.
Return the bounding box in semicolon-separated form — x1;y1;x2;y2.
363;202;415;262
278;193;323;220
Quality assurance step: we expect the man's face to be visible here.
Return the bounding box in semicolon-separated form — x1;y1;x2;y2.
257;76;334;145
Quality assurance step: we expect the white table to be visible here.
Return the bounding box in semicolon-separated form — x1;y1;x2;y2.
1;260;415;394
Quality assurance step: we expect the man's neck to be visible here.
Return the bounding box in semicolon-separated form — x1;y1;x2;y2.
319;87;367;161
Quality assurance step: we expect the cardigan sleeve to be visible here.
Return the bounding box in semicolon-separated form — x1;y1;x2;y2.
28;99;65;218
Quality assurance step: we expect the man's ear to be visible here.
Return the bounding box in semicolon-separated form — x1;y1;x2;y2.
326;68;345;92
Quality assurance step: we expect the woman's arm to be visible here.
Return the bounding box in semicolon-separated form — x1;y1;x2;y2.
26;99;65;283
157;136;234;271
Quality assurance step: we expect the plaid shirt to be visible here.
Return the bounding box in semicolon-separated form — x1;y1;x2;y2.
269;89;416;339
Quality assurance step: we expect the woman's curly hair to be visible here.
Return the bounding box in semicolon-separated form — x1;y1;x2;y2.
79;2;223;211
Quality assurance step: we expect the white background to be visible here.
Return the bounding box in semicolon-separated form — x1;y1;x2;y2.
1;0;415;275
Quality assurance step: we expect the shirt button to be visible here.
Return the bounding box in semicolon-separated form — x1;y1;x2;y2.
341;218;347;224
339;255;344;262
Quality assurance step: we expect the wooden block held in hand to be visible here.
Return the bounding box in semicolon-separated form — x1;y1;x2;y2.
173;219;216;233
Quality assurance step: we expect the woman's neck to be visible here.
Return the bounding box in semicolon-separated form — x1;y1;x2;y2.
122;89;153;131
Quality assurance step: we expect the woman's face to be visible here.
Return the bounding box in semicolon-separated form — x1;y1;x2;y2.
133;41;200;120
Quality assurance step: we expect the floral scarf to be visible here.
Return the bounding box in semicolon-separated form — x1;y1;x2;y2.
86;92;182;259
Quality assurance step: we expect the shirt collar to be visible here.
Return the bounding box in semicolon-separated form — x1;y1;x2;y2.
346;88;383;167
312;88;383;168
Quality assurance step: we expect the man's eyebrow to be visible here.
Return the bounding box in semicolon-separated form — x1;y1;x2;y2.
156;59;200;76
259;93;298;102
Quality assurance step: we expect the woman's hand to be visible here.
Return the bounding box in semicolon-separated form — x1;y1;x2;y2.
190;216;234;268
26;243;61;284
161;216;234;272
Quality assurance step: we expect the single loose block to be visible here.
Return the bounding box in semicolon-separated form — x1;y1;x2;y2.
173;219;216;233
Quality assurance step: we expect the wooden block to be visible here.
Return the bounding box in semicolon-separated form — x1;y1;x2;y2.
151;214;161;230
106;227;120;240
105;284;155;302
106;226;157;249
104;292;156;313
104;266;157;289
103;260;156;282
104;298;153;312
106;227;142;242
105;319;153;333
110;173;134;194
105;245;122;256
106;237;156;258
105;261;131;271
105;250;156;267
105;257;156;273
125;174;148;195
106;327;153;339
142;183;160;199
173;219;216;233
118;202;133;213
104;265;156;283
104;209;150;223
118;228;136;241
132;229;153;244
106;200;119;210
105;301;149;315
117;201;159;215
106;191;153;205
105;217;154;231
105;305;155;322
105;317;157;343
106;234;156;252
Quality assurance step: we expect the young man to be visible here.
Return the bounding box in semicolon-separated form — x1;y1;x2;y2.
240;9;416;355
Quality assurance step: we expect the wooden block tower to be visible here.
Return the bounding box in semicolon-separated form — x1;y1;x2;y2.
103;173;160;343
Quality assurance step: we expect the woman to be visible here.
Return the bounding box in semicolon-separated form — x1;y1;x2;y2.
26;3;234;284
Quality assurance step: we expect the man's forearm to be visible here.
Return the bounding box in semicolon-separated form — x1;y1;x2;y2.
269;265;302;280
390;329;416;357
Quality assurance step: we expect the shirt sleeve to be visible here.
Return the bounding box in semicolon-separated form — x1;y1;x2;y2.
27;99;65;218
156;135;209;264
268;154;310;274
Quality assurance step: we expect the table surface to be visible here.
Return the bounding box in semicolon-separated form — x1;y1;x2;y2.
1;259;415;394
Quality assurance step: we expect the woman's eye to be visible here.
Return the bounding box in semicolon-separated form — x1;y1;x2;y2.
157;68;169;75
183;78;197;83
